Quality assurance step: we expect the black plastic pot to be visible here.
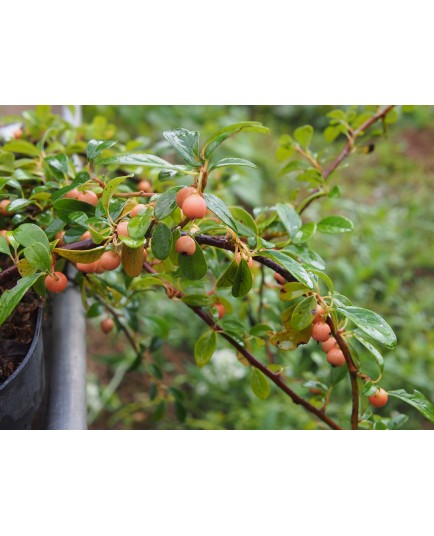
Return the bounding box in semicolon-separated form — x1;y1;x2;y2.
0;307;45;429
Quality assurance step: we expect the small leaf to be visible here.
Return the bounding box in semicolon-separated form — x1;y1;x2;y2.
280;282;309;301
229;206;258;237
232;258;253;298
96;153;183;170
388;389;434;423
336;306;397;349
203;193;238;233
178;241;207;280
54;245;105;264
209;157;256;171
294;125;313;148
51;171;90;202
163;128;200;167
13;223;50;251
23;243;52;272
216;261;238;288
0;235;10;255
354;331;384;376
260;250;314;289
45;154;69;179
250;368;270;400
101;175;129;214
0;274;42;327
293;222;317;244
86;139;117;161
276;203;302;238
128;208;153;240
317;216;354;234
122;244;144;277
194;330;217;368
3;140;40;156
181;294;213;307
291;295;317;330
202;121;270;159
151;223;173;260
53;199;96;222
155;187;181;220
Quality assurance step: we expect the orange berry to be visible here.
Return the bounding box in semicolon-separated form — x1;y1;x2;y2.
321;337;337;353
175;235;196;256
94;260;105;274
368;388;388;408
138;180;152;193
274;272;286;285
312;322;331;342
0;199;11;215
101;318;115;334
313;305;326;323
45;272;68;293
181;194;207;219
235;251;254;268
80;231;91;240
55;231;65;246
13;127;23;139
215;303;226;319
143;248;148;262
326;348;346;367
76;261;98;273
176;186;196;209
65;188;80;200
117;221;129;237
78;191;99;206
130;203;147;218
100;250;121;271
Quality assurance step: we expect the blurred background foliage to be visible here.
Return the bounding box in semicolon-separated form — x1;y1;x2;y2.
82;105;434;430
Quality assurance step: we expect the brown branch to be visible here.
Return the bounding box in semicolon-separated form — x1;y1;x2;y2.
143;261;342;430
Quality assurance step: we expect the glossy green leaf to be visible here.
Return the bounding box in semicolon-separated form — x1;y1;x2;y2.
229;206;258;237
291;295;317;330
250;368;270;400
336;306;397;349
388;389;434;422
209;157;256;171
96;153;182;170
354;331;384;375
155;187;181;220
317;216;354;234
194;330;217;368
51;171;90;202
163;128;200;167
216;261;238;289
23;243;52;272
276;203;301;238
309;269;334;294
280;282;309;301
0;274;41;327
181;294;213;307
86;139;117;161
128;208;153;240
13;223;50;251
45;154;69;179
53;199;95;222
232;258;253;297
278;160;308;176
101;175;129;214
0;235;10;255
54;246;105;263
260;250;314;289
179;240;207;280
3;140;40;157
151;223;173;260
294;125;313;148
202;121;269;159
203;193;238;233
293;222;317;244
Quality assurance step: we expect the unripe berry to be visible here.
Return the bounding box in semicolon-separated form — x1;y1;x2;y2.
176;186;196;209
78;190;99;206
326;347;346;367
313;305;326;323
130;203;147;218
45;272;68;293
0;199;11;215
215;303;226;319
117;221;129;237
175;235;196;256
182;194;207;219
76;261;98;273
235;252;254;268
321;337;337;353
138;179;152;193
101;318;115;334
100;250;121;271
312;322;331;342
368;388;388;408
65;188;80;200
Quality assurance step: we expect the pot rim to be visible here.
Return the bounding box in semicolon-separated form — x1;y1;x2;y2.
0;305;43;392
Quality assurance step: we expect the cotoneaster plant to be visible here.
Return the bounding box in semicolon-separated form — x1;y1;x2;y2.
0;105;433;430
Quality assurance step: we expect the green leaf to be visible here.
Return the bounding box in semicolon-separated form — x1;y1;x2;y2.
216;261;238;288
151;223;173;260
0;235;10;255
51;171;90;202
260;250;314;289
96;153;182;170
13;223;50;251
209;157;256;171
23;243;52;272
250;368;270;400
3;140;40;157
309;269;334;294
232;258;253;298
388;389;434;423
163;128;200;167
294;125;313;148
203;193;238;233
194;330;217;368
0;274;42;327
278;160;308;176
354;331;384;376
155;187;181;220
86;139;117;161
128;207;153;240
45;154;69;179
280;282;309;301
53;199;96;222
276;203;302;238
101;175;129;214
336;306;397;349
178;240;207;280
291;295;317;330
229;206;258;237
181;294;213;307
202;121;270;159
317;216;354;234
293;222;317;244
54;246;105;264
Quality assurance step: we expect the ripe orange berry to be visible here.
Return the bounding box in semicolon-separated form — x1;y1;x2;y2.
65;188;80;200
181;194;207;219
235;251;254;268
55;231;65;246
326;348;346;367
274;272;286;285
321;337;337;353
312;322;331;342
130;203;147;218
215;303;226;319
117;221;129;237
100;250;121;271
78;191;99;206
143;248;148;262
368;388;388;408
138;180;152;193
13;127;23;139
101;318;115;334
313;305;326;323
175;186;196;209
0;199;11;215
45;272;68;293
94;260;106;274
175;235;196;256
80;231;91;240
76;261;98;273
